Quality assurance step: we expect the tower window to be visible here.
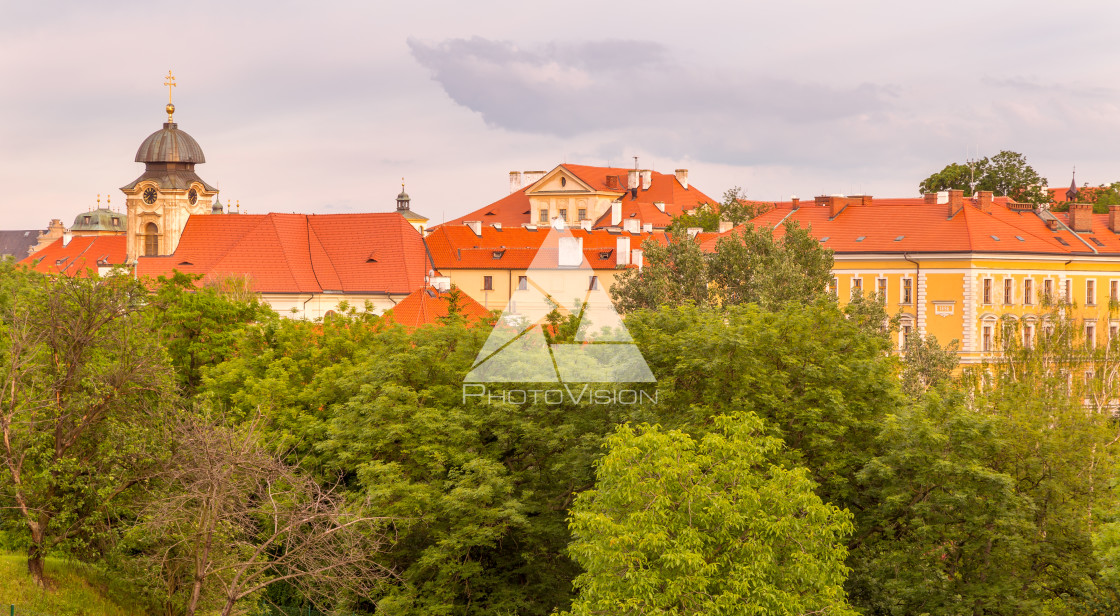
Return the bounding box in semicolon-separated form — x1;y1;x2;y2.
144;222;159;256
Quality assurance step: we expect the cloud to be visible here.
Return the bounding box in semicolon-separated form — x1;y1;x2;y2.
407;37;889;139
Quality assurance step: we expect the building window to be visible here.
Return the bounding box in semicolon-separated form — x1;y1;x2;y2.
902;278;913;304
144;222;159;256
1024;323;1034;349
1065;279;1072;303
900;323;912;350
982;278;992;305
1111;323;1119;344
876;277;887;300
829;277;838;296
982;325;993;352
83;215;91;225
1112;281;1119;304
483;276;493;291
578;208;587;221
852;277;863;296
518;275;528;291
1004;278;1013;305
539;209;548;224
1043;279;1053;302
1024;279;1033;305
1086;323;1096;348
1087;279;1097;306
589;276;599;291
559;208;568;221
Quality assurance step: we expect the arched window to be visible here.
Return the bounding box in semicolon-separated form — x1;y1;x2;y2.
144;222;159;256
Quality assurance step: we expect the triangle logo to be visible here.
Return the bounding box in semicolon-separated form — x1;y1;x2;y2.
464;222;656;383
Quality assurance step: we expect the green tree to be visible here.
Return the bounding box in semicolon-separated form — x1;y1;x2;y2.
0;267;174;585
609;229;710;313
919;151;1051;204
708;220;834;310
669;187;771;232
564;413;857;616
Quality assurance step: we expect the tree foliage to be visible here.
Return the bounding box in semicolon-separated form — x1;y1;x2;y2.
565;413;856;616
918;150;1051;204
611;220;834;313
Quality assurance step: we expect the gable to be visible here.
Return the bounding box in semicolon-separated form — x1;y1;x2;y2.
525;166;599;195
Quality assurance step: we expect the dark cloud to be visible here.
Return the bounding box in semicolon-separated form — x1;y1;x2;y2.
408;37;889;140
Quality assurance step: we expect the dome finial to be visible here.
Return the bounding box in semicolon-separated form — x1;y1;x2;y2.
164;70;177;122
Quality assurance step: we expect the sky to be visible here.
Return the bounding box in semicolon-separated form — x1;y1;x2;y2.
1;0;1119;229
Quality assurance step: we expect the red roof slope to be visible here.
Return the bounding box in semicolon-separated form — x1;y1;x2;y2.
443;164;715;229
136;213;428;293
384;286;492;329
708;196;1108;256
20;235;126;276
425;224;684;270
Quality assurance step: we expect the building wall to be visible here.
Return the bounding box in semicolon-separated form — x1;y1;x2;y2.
438;267;625;313
832;254;1120;363
262;293;410;320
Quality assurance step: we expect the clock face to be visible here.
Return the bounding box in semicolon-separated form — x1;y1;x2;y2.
188;189;198;205
143;187;158;205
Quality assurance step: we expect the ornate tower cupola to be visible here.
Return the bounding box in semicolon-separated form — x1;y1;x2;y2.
395;179;429;235
121;71;219;263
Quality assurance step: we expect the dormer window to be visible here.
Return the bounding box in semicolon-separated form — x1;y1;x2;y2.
492;250;505;259
599;249;614;260
83;216;91;225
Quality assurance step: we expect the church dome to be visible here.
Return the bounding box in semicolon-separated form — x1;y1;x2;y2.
71;208;126;233
134;122;206;164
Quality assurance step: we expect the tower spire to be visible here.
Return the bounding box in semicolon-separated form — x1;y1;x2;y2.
164;70;177;122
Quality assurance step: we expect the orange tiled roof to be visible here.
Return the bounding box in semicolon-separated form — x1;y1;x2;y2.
425;224;677;270
383;286;493;329
136;213;429;293
443;164;715;229
19;235;127;276
706;195;1110;256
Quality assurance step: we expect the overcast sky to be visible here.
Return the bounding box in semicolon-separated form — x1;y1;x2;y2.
2;0;1118;230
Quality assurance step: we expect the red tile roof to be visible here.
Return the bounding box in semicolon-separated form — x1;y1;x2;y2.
136;213;429;293
706;196;1111;256
425;224;673;270
19;235;126;276
443;164;715;229
383;286;493;329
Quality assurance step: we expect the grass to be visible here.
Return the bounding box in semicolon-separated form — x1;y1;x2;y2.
0;552;152;615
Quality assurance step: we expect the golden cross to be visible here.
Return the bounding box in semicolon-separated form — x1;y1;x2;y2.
164;70;176;104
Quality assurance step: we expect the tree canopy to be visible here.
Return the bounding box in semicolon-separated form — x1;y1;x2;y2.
918;150;1051;204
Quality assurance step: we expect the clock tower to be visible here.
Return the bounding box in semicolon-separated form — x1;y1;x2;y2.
121;71;218;263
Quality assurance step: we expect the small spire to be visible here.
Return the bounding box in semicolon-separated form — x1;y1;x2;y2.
164;70;177;122
94;194;99;211
106;194;111;211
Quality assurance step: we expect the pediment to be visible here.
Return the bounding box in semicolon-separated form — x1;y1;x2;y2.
526;166;597;195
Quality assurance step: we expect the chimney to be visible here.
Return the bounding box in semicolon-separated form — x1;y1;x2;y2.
627;169;640;190
642;222;653;233
492;222;502;230
509;171;522;193
616;237;631;265
523;170;546;186
1110;205;1120;233
819;195;847;218
653;201;666;213
580;220;592;231
624;219;640;234
675;169;689;190
852;194;872;206
640;169;652;190
686;227;702;239
791;195;800;209
558;237;583;267
718;221;733;233
465;221;482;236
977;190;993;213
610;202;622;226
632;249;644;271
1069;203;1093;233
606;175;619;190
937;191;950;205
948;189;963;208
924;192;938;204
62;231;72;247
